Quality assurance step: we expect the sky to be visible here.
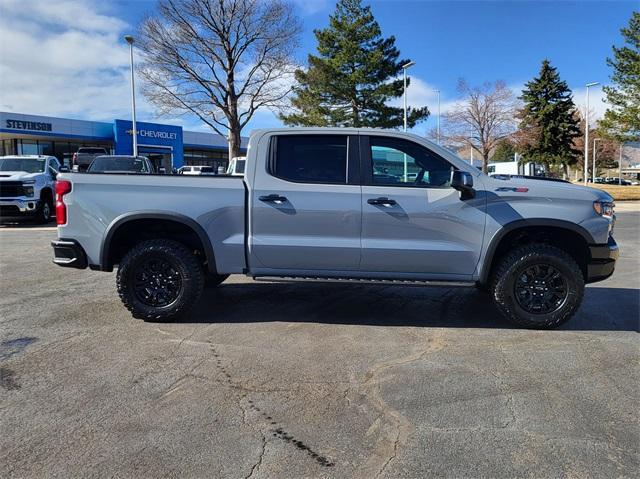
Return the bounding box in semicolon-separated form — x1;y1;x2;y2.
0;0;637;136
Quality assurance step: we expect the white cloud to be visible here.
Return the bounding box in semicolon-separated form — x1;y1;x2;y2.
0;0;218;132
0;0;143;119
572;84;609;121
0;0;295;134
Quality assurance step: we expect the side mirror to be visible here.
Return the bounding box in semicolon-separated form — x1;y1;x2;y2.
450;170;475;200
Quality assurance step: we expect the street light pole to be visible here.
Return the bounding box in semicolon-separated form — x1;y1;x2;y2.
592;138;601;183
124;35;138;157
401;61;415;182
619;144;623;185
583;82;599;185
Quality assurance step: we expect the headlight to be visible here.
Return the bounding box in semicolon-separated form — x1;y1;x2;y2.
593;200;615;217
23;186;34;197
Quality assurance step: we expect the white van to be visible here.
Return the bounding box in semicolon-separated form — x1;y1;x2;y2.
178;165;215;175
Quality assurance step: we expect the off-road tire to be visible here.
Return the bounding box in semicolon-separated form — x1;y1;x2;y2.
490;244;584;329
205;273;229;288
35;195;53;224
117;239;204;322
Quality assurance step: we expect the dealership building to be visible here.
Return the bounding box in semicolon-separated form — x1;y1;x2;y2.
0;112;247;172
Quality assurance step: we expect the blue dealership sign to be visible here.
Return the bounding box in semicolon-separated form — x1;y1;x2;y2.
113;119;184;168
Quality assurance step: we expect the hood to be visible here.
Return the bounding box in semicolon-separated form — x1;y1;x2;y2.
0;171;44;181
484;175;614;202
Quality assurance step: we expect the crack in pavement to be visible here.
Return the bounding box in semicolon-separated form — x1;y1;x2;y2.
353;328;447;479
154;327;336;472
244;431;266;479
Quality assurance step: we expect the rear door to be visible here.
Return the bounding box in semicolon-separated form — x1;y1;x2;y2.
360;135;486;279
249;133;362;272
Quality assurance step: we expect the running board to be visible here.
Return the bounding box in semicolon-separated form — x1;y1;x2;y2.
252;275;475;287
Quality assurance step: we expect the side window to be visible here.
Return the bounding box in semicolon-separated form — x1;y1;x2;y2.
273;135;347;184
369;136;454;188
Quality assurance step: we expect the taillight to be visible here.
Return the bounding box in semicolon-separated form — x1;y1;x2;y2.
56;180;72;226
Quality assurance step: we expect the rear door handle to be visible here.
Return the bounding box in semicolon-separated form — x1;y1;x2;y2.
259;194;288;203
367;197;397;206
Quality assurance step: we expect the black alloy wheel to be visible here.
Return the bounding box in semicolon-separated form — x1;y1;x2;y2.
116;239;204;321
131;257;183;308
490;243;584;329
514;264;568;314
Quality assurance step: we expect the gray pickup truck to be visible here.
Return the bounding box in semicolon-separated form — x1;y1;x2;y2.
51;128;618;329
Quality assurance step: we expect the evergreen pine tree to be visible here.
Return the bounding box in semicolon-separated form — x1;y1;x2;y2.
491;138;517;162
599;11;640;141
517;59;581;171
281;0;428;128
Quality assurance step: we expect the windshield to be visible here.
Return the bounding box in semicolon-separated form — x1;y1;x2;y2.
236;160;246;173
88;156;149;173
0;158;46;173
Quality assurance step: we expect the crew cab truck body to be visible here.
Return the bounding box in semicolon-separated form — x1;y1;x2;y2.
0;155;61;223
52;128;618;328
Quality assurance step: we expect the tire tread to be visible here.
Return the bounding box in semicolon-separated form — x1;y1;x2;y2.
116;239;204;321
490;243;584;329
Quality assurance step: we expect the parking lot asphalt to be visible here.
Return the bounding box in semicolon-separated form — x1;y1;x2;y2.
1;210;638;478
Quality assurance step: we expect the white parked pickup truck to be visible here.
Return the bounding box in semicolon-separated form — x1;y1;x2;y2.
0;155;61;223
51;128;618;329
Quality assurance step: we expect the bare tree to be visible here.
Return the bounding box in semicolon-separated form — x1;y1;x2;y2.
138;0;302;159
572;110;621;179
441;80;517;173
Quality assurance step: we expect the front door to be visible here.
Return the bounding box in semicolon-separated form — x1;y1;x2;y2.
360;135;486;279
250;133;362;272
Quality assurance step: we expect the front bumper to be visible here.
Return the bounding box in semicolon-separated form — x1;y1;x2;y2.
586;236;619;283
0;198;40;216
51;239;88;269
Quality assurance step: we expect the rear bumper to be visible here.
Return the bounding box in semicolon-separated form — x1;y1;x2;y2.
586;236;619;283
51;239;88;269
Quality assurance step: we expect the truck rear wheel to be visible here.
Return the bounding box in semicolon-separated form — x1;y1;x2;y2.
490;244;584;329
116;239;204;321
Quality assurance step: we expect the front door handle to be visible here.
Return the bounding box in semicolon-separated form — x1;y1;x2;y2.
259;194;288;203
367;197;397;206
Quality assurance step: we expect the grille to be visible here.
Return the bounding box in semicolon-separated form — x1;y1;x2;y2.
0;205;21;216
0;182;25;197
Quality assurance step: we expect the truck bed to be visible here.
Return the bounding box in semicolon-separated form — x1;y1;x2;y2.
58;173;247;273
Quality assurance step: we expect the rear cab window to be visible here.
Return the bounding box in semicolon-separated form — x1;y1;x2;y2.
270;135;348;184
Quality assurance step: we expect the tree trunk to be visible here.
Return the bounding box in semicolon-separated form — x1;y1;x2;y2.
226;86;241;160
228;123;241;160
482;154;489;174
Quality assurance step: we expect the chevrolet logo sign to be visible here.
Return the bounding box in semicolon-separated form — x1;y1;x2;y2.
126;129;135;135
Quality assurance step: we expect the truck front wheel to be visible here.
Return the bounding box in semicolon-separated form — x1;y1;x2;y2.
116;239;204;321
36;195;53;224
490;244;584;329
